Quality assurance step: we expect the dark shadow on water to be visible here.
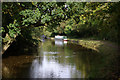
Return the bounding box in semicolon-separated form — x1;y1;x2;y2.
2;36;39;58
95;42;120;79
2;36;39;78
2;39;120;79
67;40;120;79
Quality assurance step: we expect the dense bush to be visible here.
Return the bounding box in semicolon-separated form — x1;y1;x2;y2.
2;2;120;46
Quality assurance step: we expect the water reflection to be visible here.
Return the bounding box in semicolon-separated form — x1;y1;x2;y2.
30;40;85;78
55;40;67;46
30;55;82;78
2;40;119;78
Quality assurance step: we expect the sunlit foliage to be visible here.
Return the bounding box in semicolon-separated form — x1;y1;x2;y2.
2;2;120;46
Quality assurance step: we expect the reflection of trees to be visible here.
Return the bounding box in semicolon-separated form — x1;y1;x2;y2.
41;41;89;77
73;48;120;79
2;64;11;78
2;55;34;78
38;40;119;78
83;51;120;79
65;43;120;78
41;40;66;63
74;51;99;78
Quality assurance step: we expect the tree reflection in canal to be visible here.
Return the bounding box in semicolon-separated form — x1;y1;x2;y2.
30;40;97;78
30;40;83;78
2;40;119;78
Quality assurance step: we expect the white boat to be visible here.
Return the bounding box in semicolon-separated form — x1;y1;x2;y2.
55;35;68;41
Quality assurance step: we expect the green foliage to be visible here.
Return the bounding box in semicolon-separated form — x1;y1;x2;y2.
0;27;5;33
64;25;72;34
2;2;120;46
20;8;41;26
31;26;52;39
7;20;21;38
41;14;51;23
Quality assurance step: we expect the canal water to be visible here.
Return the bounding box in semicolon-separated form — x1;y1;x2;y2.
2;40;119;78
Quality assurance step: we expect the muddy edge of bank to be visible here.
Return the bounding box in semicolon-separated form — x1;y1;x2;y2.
50;37;119;54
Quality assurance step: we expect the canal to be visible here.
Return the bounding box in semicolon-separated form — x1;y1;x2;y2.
2;39;119;78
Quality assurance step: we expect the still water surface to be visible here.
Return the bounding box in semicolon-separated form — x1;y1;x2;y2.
2;40;119;78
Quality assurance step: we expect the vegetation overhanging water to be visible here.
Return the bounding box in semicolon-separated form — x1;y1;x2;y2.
2;40;120;79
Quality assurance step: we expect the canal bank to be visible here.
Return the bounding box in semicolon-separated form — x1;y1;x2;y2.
2;39;120;78
51;37;119;54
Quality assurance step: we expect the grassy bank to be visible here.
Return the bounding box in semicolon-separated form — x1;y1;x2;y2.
68;38;119;54
67;38;120;79
50;37;119;54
